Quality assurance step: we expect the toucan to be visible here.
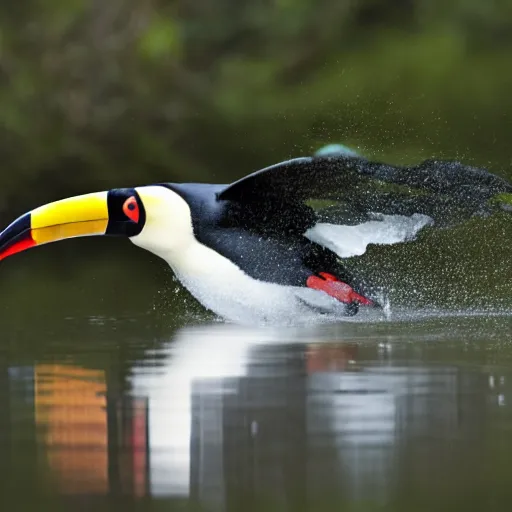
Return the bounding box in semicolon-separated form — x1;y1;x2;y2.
0;148;510;325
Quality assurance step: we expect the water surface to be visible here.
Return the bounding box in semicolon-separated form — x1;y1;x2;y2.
2;282;512;512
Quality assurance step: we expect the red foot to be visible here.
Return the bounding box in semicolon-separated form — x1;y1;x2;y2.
306;272;373;306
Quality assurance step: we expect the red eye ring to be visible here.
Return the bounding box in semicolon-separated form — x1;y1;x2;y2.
123;196;139;223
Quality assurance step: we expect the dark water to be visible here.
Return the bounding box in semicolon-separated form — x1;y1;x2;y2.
1;256;512;512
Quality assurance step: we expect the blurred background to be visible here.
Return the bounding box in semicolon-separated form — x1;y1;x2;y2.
1;0;512;316
2;0;512;219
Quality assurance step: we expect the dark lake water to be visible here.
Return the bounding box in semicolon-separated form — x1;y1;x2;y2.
1;252;512;512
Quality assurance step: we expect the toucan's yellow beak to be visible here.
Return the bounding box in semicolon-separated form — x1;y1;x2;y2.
0;192;109;260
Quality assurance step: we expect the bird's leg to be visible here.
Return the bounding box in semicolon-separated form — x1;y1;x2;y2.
306;272;374;306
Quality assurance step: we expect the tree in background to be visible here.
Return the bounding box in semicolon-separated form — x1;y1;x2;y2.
0;0;512;218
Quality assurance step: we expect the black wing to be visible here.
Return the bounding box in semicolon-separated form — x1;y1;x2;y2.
194;226;348;287
165;182;361;289
218;155;512;227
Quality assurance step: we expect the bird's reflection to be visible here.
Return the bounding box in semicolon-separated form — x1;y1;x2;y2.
34;365;109;494
127;322;492;508
32;364;149;496
2;320;511;509
129;323;293;499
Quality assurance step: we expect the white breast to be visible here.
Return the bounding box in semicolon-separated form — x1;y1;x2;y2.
167;241;348;326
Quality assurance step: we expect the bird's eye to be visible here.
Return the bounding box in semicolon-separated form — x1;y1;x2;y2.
122;196;140;223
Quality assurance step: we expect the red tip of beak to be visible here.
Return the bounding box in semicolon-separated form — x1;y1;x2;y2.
0;236;36;261
0;212;36;261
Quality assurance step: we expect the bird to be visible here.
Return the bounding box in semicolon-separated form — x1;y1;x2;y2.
0;147;510;325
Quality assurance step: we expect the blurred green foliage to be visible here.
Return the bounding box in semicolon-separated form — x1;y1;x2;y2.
1;0;512;220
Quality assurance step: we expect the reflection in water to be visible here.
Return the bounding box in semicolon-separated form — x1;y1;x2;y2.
35;365;109;494
2;319;512;509
6;363;149;498
130;324;269;498
129;322;503;509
